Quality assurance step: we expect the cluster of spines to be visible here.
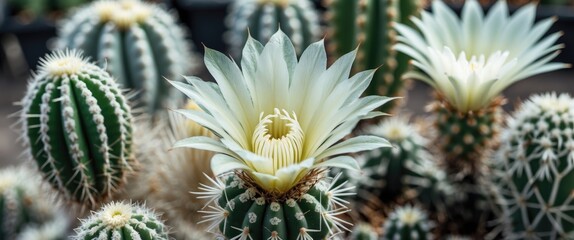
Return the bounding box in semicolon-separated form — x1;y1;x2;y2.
382;205;433;240
196;173;353;240
20;50;134;207
57;0;195;115
225;0;320;57
495;93;574;239
72;201;169;240
0;165;70;240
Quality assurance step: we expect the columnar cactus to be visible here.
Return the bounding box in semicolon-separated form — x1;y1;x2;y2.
199;174;351;240
57;0;194;115
382;205;433;240
72;201;169;239
356;116;430;204
225;0;320;57
325;0;423;112
20;50;134;206
0;165;70;240
495;93;574;239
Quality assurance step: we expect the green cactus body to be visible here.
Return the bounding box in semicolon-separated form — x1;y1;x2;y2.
495;93;574;239
350;223;378;240
21;50;134;206
225;0;320;57
0;166;70;240
404;158;454;214
357;116;429;204
202;174;350;240
431;95;505;177
382;205;432;240
73;201;168;239
57;0;194;115
326;0;422;113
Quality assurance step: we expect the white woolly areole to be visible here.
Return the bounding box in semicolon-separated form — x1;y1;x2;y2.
38;50;88;77
95;0;152;28
99;202;133;228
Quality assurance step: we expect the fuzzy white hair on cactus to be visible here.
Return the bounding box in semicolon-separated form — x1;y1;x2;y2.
394;0;568;112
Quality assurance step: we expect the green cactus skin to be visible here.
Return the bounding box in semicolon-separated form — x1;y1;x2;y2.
325;0;423;113
495;93;574;239
20;50;134;207
404;158;455;215
382;205;432;240
72;201;169;240
350;223;378;240
200;174;351;240
356;116;430;204
225;0;320;58
0;166;70;240
57;0;194;115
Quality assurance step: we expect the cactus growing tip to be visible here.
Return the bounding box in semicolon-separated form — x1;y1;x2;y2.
39;50;88;77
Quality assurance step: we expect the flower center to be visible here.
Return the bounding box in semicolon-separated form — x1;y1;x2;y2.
101;203;132;228
399;209;421;226
252;108;304;174
96;0;151;29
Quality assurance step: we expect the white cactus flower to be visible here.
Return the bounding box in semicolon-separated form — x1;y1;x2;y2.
171;30;393;195
395;0;568;112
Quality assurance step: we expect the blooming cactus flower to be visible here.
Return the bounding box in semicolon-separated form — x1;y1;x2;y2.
171;30;393;195
395;0;568;112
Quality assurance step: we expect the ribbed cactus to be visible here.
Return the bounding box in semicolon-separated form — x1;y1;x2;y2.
495;93;574;239
225;0;320;57
382;205;433;240
404;158;455;214
356;116;430;204
198;174;352;239
0;165;70;240
57;0;194;115
72;201;169;239
325;0;423;112
350;223;378;240
20;50;134;206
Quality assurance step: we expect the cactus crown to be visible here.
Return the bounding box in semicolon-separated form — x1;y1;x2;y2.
94;0;152;28
38;50;88;77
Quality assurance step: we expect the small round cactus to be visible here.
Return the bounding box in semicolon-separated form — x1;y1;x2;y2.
198;174;352;239
0;165;71;240
356;116;430;204
382;205;433;240
350;223;378;240
57;0;195;115
20;50;134;206
73;201;169;239
495;93;574;239
225;0;320;57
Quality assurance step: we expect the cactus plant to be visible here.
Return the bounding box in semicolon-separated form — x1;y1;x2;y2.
403;158;455;214
494;93;574;239
19;50;134;206
325;0;423;113
382;205;433;240
198;174;352;240
350;223;378;240
0;165;71;240
225;0;320;57
72;201;169;239
356;116;431;204
57;0;195;115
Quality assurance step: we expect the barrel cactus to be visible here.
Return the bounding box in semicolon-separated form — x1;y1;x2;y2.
495;93;574;239
225;0;320;57
382;205;433;240
357;116;430;204
72;201;169;239
20;50;134;206
0;165;71;240
57;0;195;115
325;0;423;112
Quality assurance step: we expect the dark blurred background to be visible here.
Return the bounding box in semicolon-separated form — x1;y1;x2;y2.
1;0;573;168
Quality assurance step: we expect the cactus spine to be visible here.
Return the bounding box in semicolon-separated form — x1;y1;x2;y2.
495;93;574;239
57;0;194;115
72;201;169;239
225;0;320;57
325;0;423;112
198;174;352;240
20;50;134;206
382;205;433;240
0;165;70;240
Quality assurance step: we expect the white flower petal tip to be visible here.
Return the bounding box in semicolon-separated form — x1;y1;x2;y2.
395;0;567;112
173;30;392;196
